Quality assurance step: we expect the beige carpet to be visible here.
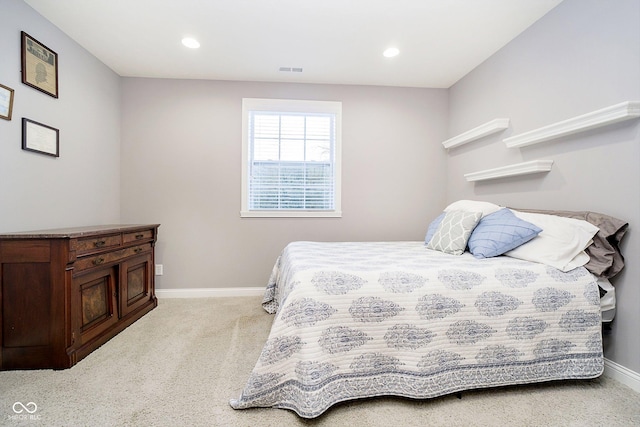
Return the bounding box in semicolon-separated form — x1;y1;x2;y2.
1;297;639;427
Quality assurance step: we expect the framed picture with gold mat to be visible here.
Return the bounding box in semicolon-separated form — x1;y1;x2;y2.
21;31;58;98
0;83;14;120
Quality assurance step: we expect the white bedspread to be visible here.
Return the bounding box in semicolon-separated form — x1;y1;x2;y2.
230;241;603;418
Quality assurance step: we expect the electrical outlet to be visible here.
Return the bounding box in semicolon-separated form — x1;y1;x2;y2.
155;264;163;276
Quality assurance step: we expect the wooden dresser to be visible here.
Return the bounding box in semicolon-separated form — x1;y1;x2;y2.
0;224;160;370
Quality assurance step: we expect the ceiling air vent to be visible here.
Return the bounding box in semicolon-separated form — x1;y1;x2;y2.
279;67;303;72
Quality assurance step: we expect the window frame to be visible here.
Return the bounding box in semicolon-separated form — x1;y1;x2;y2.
240;98;342;218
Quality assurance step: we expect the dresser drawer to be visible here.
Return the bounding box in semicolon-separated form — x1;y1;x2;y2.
76;234;122;254
75;244;151;272
123;229;154;244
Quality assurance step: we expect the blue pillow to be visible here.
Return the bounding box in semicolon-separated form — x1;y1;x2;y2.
468;208;542;258
425;212;445;244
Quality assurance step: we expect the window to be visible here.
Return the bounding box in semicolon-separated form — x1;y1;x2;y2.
241;98;342;217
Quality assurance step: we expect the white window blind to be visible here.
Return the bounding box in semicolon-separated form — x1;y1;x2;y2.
241;99;342;218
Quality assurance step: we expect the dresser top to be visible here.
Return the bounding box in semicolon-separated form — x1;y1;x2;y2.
0;224;160;239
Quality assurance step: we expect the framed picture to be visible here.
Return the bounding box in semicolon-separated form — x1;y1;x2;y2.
0;83;14;120
22;118;59;157
21;31;58;98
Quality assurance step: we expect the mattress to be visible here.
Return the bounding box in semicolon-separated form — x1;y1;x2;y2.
230;241;604;418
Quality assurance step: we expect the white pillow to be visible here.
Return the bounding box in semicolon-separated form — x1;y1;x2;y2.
505;210;599;271
444;200;501;218
563;251;591;271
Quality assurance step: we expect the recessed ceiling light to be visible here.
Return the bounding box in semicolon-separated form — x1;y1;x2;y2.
383;47;400;58
181;37;200;49
279;67;303;73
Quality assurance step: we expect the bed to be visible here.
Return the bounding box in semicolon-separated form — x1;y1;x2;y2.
230;201;627;418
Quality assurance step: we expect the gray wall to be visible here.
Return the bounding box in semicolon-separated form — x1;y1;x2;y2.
447;0;640;372
120;79;448;288
0;0;121;231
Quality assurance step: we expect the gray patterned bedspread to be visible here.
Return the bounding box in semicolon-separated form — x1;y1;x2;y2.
230;241;603;418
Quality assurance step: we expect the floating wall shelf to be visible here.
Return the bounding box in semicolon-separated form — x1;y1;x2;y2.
504;101;640;148
442;118;510;149
464;160;554;182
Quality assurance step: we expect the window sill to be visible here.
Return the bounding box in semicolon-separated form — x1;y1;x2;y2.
240;210;342;218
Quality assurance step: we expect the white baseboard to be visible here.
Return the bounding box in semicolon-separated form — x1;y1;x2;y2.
155;288;640;392
603;358;640;393
156;287;265;298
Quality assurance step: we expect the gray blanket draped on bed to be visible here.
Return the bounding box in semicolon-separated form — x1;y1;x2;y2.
230;241;604;418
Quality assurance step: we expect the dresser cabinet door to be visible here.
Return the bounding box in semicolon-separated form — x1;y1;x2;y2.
74;267;119;345
120;253;153;317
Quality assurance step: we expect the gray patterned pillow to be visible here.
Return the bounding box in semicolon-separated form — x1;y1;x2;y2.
427;210;482;255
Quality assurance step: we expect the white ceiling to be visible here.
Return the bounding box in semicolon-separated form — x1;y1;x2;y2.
24;0;563;88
